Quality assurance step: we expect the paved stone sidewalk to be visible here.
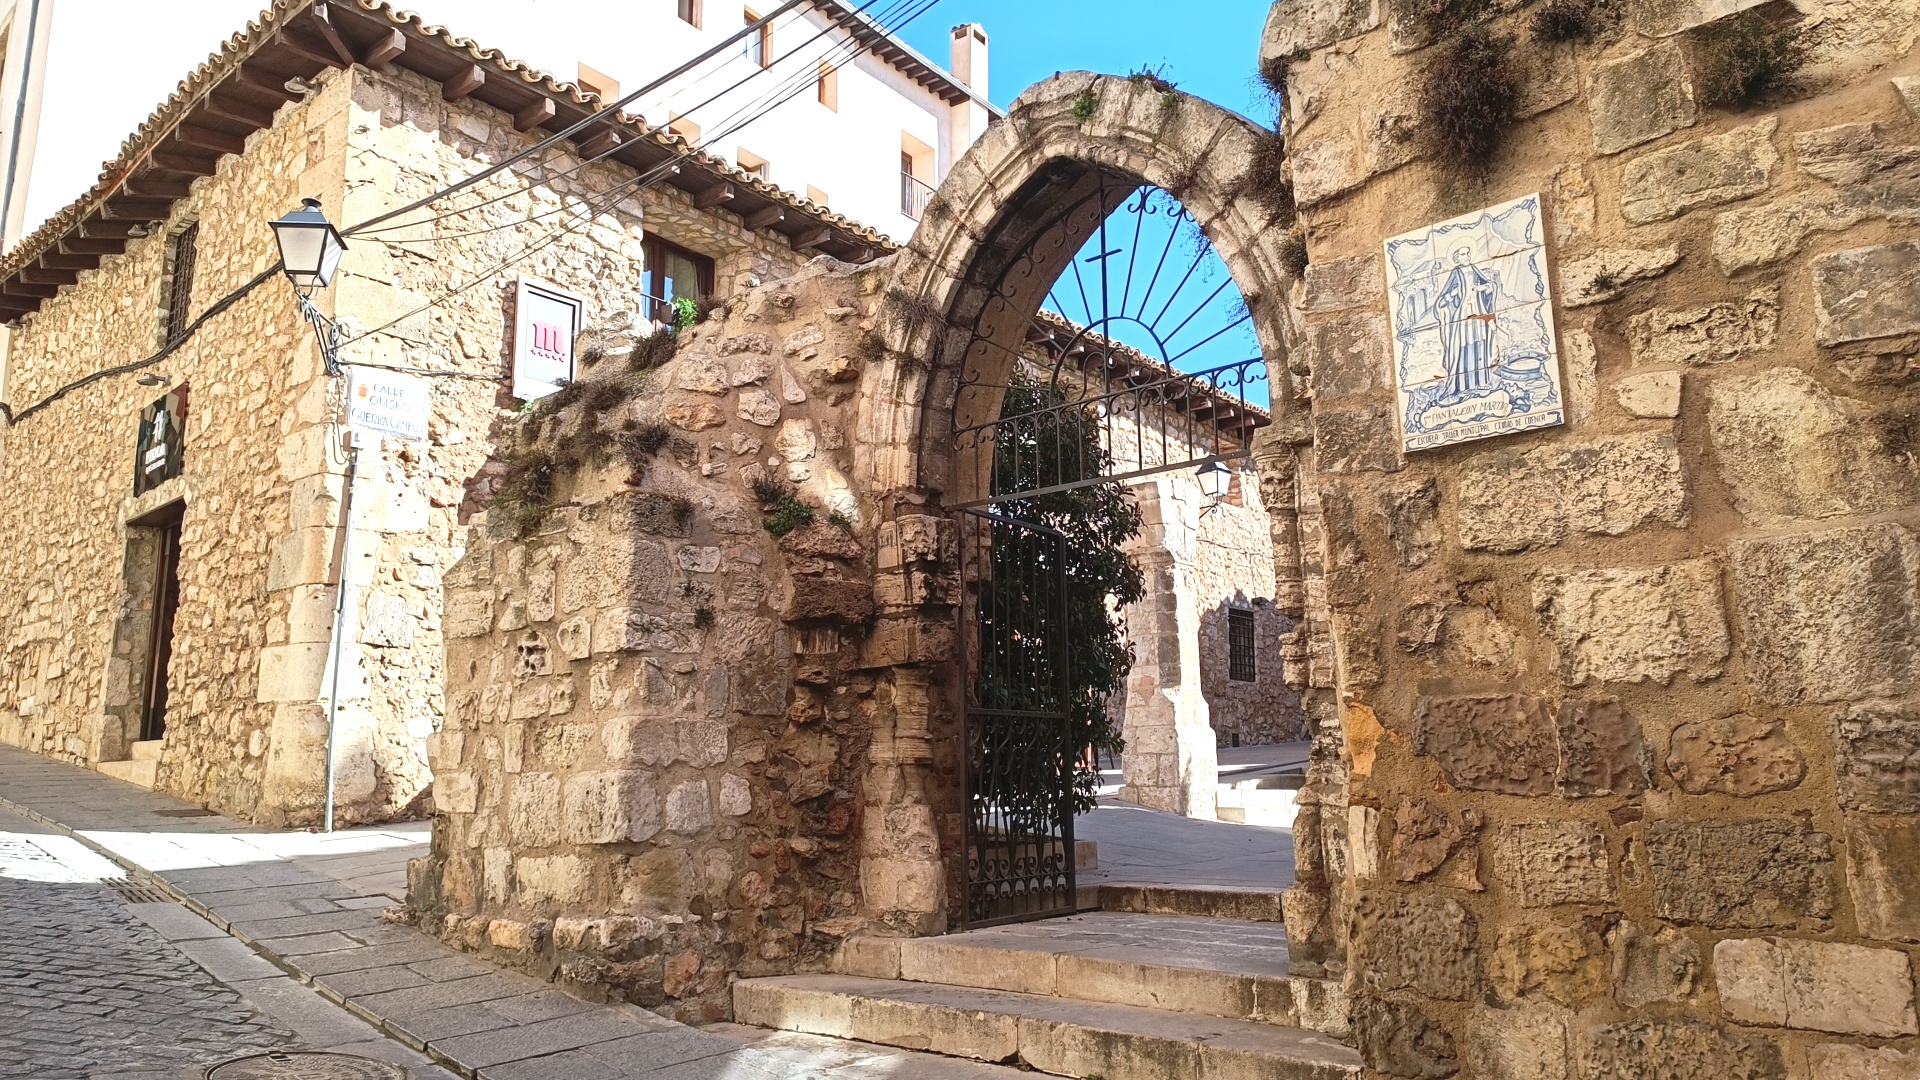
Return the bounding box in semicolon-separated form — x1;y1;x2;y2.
1076;798;1297;890
0;805;457;1080
0;745;1029;1079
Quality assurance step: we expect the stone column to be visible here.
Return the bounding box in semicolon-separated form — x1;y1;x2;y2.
1118;479;1218;819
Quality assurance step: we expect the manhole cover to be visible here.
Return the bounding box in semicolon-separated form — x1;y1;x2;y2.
100;876;172;904
206;1052;408;1080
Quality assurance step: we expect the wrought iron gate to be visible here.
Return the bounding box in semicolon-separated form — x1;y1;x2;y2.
947;169;1274;927
958;508;1077;927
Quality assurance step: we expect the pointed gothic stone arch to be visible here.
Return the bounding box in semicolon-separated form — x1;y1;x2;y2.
857;71;1301;505
847;71;1327;941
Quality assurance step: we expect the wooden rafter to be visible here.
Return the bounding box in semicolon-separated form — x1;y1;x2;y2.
693;183;735;210
175;126;247;156
513;98;555;132
746;205;786;230
362;28;406;68
443;65;485;102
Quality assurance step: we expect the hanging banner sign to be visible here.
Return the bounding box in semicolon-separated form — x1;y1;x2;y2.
132;383;190;496
512;276;587;401
346;366;429;441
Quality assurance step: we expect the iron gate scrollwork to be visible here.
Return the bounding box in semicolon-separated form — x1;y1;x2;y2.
959;508;1076;927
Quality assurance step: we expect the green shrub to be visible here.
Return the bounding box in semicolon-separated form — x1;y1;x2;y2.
1418;25;1522;179
1694;11;1810;109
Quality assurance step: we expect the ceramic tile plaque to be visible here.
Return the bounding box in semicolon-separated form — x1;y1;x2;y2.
1383;193;1565;452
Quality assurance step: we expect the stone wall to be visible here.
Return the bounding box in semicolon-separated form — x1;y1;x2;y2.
0;54;816;827
0;71;351;819
411;260;890;1023
1265;0;1920;1073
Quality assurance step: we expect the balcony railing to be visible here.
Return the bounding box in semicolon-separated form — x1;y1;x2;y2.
902;172;935;220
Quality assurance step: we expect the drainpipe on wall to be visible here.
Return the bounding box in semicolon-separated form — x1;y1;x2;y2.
321;431;366;833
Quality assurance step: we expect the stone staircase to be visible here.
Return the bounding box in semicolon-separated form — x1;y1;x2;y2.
732;894;1358;1079
95;740;163;789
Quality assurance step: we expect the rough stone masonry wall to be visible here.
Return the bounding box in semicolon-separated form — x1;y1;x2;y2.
1266;0;1920;1074
0;72;351;820
413;259;888;1024
251;61;814;827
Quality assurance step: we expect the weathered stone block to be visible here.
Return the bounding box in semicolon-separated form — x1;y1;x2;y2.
1378;480;1439;569
1556;697;1649;797
1630;0;1769;36
433;770;479;815
1814;242;1920;346
1352;892;1479;1000
1899;77;1920;121
445;591;494;638
1533;560;1728;686
1795;123;1920;219
1621;118;1778;223
1846;814;1920;943
1561;246;1683;306
664;779;712;834
1488;917;1607;1006
561;770;661;845
1313;399;1403;473
601;717;727;768
1646;819;1833;929
1261;0;1380;56
1713;192;1866;275
1833;702;1920;815
514;854;592;907
1457;432;1688;552
1607;920;1699;1007
1811;1043;1920;1080
1353;997;1458;1079
1731;525;1918;705
1714;937;1917;1035
1627;291;1778;366
1666;715;1805;796
1466;1006;1568;1080
1389;798;1479;885
1613;371;1681;418
1491;822;1615;907
718;773;753;817
1710;369;1920;525
1413;694;1557;796
1301;253;1383;313
785;576;874;622
1588;43;1697;155
1575;1019;1783;1079
508;771;562;846
1307;312;1390;400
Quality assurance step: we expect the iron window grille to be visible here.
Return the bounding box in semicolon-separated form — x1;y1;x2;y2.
1228;606;1256;682
164;222;199;342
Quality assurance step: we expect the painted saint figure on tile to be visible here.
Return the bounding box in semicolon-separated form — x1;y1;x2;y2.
1435;247;1500;404
1384;194;1566;452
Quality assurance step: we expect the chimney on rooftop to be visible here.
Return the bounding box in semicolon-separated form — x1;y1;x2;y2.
950;23;988;100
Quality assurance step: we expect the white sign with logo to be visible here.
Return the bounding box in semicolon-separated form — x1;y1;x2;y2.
346;366;430;441
512;276;587;401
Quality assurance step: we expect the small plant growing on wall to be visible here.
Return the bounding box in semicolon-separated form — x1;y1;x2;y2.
1529;0;1615;43
751;475;815;537
1417;24;1522;180
1072;88;1098;123
1694;10;1810;109
1278;229;1309;277
1239;128;1297;229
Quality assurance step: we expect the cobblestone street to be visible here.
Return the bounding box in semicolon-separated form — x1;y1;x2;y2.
0;809;289;1078
0;806;456;1080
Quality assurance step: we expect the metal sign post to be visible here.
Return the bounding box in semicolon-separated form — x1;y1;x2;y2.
322;368;428;832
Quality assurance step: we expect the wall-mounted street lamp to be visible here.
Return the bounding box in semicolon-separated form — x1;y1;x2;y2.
269;198;348;375
1195;458;1234;503
271;197;353;833
135;372;172;387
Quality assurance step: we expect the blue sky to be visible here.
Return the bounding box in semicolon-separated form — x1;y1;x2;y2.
896;1;1276;123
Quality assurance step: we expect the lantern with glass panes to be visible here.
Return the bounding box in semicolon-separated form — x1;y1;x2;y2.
269;198;349;375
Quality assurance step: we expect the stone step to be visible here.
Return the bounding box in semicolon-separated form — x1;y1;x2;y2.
97;758;159;789
733;974;1361;1080
1094;882;1287;922
1215;784;1300;828
841;911;1346;1037
1075;838;1097;872
129;739;165;761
